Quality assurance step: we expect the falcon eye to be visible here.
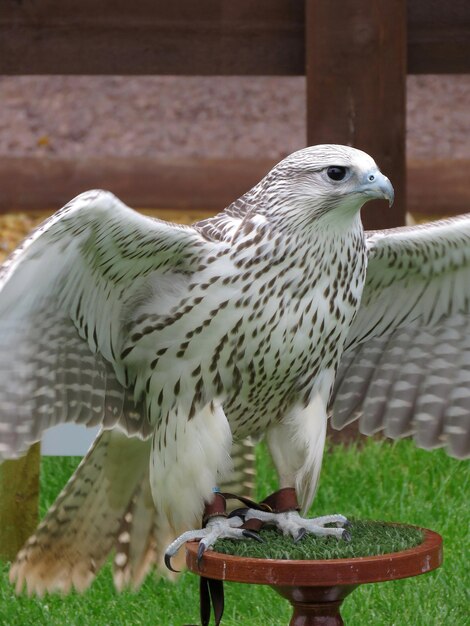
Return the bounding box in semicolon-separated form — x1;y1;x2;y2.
326;166;347;181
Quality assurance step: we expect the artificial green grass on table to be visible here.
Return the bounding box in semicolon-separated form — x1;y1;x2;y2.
1;439;468;626
214;521;424;560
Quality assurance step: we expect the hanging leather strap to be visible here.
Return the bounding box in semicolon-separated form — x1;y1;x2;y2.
200;577;224;626
198;488;300;625
200;491;266;624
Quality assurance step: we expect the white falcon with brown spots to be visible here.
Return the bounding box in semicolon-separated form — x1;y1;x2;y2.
0;145;468;595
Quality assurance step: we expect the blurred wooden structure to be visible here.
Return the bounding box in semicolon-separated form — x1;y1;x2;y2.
0;0;469;557
0;444;40;561
0;0;469;224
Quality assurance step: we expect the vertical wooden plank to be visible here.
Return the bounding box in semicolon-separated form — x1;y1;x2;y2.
0;214;41;563
305;0;407;229
0;444;40;561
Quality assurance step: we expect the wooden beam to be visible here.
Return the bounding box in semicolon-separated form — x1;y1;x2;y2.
0;156;275;215
407;159;470;217
408;0;470;74
305;0;407;230
0;0;469;75
0;157;469;218
0;0;305;75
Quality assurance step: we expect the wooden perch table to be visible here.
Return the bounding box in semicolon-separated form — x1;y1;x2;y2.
186;524;443;625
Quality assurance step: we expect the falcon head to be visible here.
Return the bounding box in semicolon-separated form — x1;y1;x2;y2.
262;144;394;224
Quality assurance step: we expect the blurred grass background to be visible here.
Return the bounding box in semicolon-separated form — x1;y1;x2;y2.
1;438;468;625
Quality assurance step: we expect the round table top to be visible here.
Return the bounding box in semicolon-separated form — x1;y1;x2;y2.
186;526;443;587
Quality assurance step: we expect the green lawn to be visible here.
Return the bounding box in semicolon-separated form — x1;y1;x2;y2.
1;439;468;626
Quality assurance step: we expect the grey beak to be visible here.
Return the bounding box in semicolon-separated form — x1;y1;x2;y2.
378;176;395;207
362;172;395;207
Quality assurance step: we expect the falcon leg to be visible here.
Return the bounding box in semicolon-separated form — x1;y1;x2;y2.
257;392;350;541
241;488;350;542
244;509;350;542
164;492;262;571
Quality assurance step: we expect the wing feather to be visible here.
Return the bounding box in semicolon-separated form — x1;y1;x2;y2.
0;190;213;459
332;214;470;458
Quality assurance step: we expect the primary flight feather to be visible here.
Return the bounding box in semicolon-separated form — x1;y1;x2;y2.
0;145;468;595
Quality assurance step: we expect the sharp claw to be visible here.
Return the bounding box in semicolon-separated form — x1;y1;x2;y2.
341;520;352;529
242;529;264;543
228;507;249;519
197;541;206;566
164;553;180;573
294;527;307;543
342;529;352;542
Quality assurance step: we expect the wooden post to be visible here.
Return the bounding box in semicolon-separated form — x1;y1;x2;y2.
0;444;40;561
0;223;41;564
305;0;407;230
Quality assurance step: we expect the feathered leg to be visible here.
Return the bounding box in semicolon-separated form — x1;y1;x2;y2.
245;392;349;540
160;402;264;568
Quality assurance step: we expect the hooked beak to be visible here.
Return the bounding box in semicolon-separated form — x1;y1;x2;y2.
360;171;395;207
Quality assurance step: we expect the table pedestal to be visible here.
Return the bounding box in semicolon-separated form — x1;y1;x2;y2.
274;583;357;625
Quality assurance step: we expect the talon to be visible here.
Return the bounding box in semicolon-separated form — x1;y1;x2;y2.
342;529;352;542
242;529;264;543
197;541;206;566
341;520;352;529
228;507;249;519
164;553;180;573
294;527;307;543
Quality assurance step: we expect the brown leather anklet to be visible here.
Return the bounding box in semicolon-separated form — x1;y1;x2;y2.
202;492;227;526
261;487;300;513
242;487;300;531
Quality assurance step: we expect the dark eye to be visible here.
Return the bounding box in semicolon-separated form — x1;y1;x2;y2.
326;166;347;181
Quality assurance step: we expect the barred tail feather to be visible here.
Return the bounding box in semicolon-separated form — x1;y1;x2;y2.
9;429;161;595
220;438;257;512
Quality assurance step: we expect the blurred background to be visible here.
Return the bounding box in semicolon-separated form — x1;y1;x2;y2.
0;75;469;161
1;75;469;221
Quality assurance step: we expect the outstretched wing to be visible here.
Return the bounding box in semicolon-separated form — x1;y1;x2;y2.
331;214;470;459
0;190;213;459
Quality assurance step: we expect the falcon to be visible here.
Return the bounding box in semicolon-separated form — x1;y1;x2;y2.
1;145;468;595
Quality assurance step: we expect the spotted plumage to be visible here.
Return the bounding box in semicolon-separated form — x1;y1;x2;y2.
331;214;470;459
0;144;467;596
